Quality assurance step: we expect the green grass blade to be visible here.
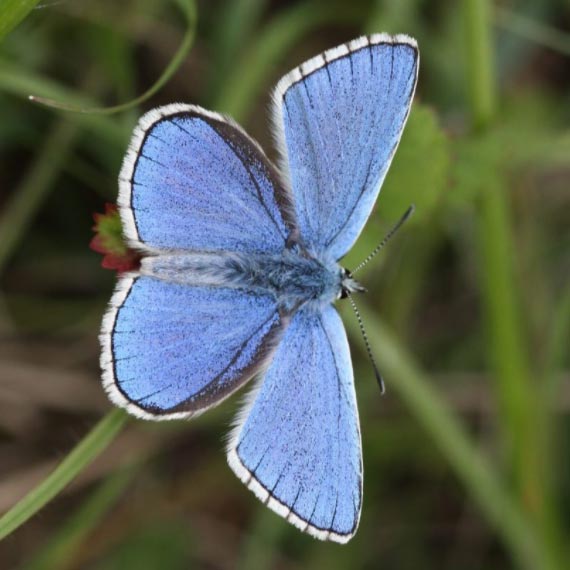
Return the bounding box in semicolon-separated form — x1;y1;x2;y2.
463;1;564;567
343;310;545;570
0;62;127;144
28;0;197;115
0;409;129;541
495;7;570;56
214;1;365;121
24;467;135;570
544;288;570;402
206;0;270;100
463;0;496;130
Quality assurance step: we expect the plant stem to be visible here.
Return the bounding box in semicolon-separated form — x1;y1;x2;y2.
27;0;197;115
464;0;495;130
214;1;365;121
0;409;129;540
206;0;270;101
463;1;562;567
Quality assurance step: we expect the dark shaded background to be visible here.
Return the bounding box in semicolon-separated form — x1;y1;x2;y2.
0;0;569;568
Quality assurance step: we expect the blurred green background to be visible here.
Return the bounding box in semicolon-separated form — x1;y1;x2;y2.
0;0;569;568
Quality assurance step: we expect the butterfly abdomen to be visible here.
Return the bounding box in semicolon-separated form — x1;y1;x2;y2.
140;249;342;312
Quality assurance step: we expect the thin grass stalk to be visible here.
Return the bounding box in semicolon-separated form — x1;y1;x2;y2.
463;0;562;568
214;1;366;120
343;310;545;570
27;0;197;115
23;467;135;570
0;409;129;540
494;7;570;56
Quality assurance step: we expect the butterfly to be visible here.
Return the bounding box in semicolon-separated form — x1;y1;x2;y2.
100;33;419;543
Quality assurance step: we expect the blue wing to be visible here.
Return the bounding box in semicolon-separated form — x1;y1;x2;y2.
272;34;419;259
119;104;298;254
227;306;361;543
100;275;287;420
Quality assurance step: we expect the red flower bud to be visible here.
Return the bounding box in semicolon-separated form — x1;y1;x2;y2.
90;203;140;273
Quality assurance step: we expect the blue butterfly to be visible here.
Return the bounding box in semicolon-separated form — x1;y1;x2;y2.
100;34;419;543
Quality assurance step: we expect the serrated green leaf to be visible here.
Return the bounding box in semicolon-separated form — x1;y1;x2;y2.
377;102;450;221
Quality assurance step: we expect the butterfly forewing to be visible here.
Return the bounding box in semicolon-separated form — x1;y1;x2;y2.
272;34;418;260
119;104;297;254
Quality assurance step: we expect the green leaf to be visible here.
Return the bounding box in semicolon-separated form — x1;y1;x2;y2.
0;0;41;41
377;103;450;222
452;129;502;206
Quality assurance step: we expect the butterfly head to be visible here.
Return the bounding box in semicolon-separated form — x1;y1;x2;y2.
339;268;366;299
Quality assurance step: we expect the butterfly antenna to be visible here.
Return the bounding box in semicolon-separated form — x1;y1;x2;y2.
352;204;415;275
348;294;385;394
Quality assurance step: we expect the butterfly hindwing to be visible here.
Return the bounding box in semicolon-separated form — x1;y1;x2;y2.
227;306;362;543
119;104;297;255
272;34;419;259
100;275;287;420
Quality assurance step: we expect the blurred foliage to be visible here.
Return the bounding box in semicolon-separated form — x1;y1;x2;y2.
373;104;450;222
0;0;569;569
